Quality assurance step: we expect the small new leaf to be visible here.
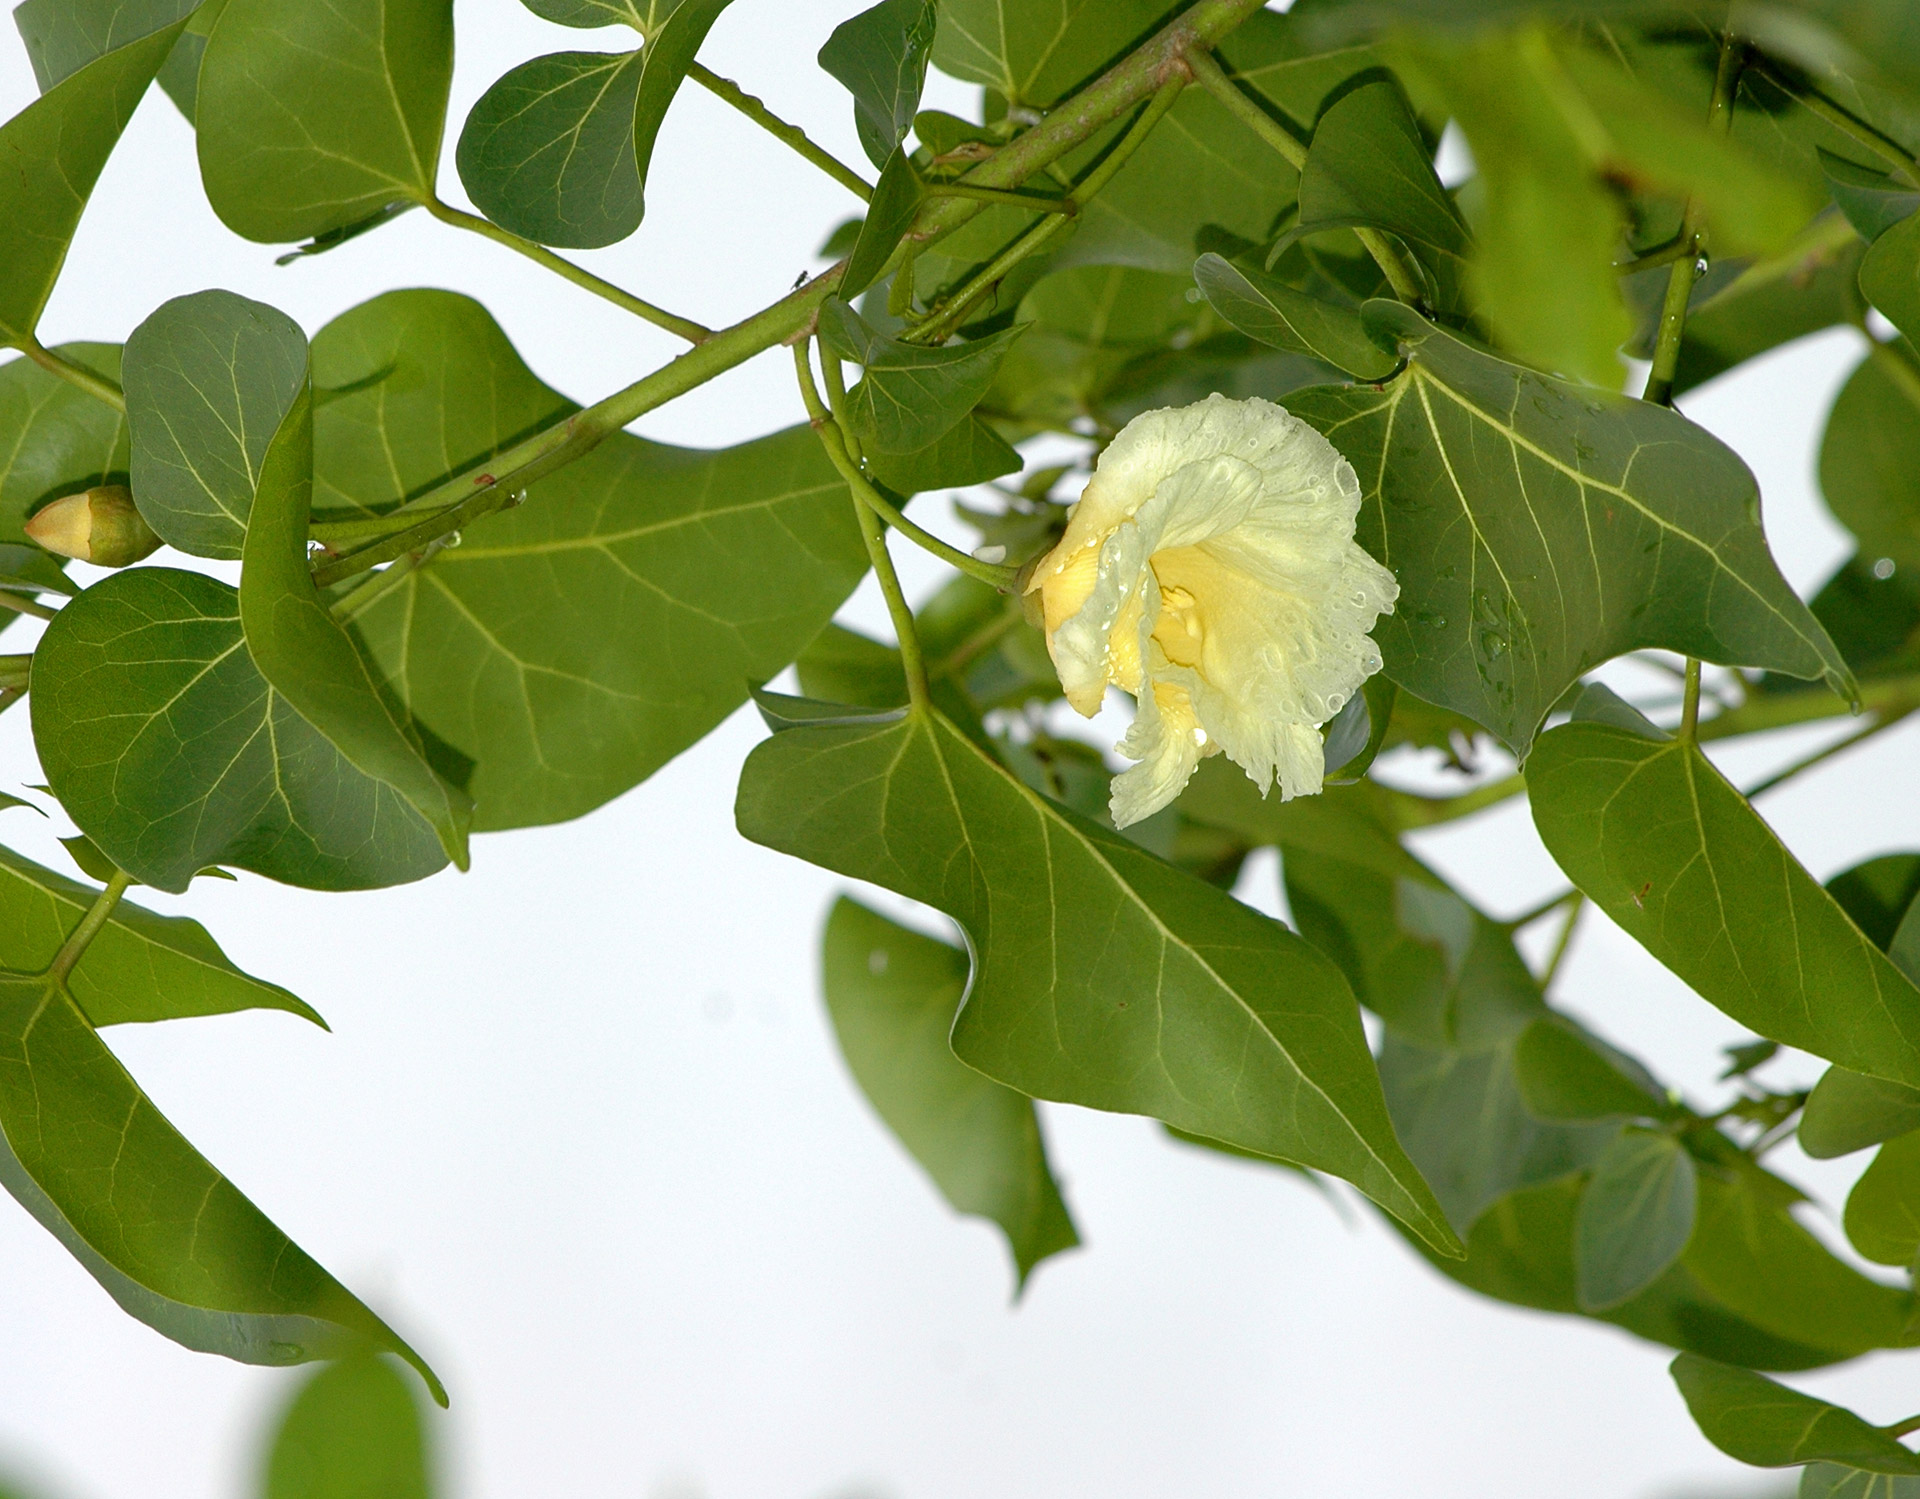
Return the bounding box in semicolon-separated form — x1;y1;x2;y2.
818;0;937;170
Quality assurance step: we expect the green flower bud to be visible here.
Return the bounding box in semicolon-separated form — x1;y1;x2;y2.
25;485;162;568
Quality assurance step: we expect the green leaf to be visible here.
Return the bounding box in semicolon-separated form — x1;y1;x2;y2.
0;967;441;1400
843;147;922;300
1296;77;1468;257
821;301;1024;454
1513;1014;1669;1124
1192;254;1397;380
31;568;447;894
735;704;1463;1258
1829;853;1920;951
1821;348;1920;572
264;1354;431;1499
818;0;937;170
1574;1127;1696;1311
1803;1463;1920;1499
0;842;317;1027
1528;720;1920;1087
821;897;1078;1286
1289;302;1850;752
865;413;1020;494
1671;1355;1920;1475
1862;213;1920;343
234;332;472;871
519;0;664;28
0;345;126;544
1802;1067;1920;1160
1820;151;1920;243
1844;1129;1920;1266
929;0;1173;111
123;289;309;560
0;18;187;346
12;0;198;90
0;545;75;599
455;0;732;250
312;290;867;830
196;0;451;244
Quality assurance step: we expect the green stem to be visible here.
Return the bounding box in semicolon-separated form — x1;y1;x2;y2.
329;534;456;622
310;504;459;546
1742;706;1915;798
906;77;1187;345
45;869;132;988
308;0;1270;585
0;654;30;691
1540;896;1585;988
0;590;56;622
1506;887;1579;931
0;686;22;718
1680;657;1703;742
1703;672;1920;740
427;199;711;343
1885;1414;1920;1441
1185;47;1427;306
923;183;1076;215
689;63;873;202
18;338;125;412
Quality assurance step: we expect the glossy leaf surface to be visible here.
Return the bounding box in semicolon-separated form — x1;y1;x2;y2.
123;289;308;560
737;702;1462;1258
0;968;440;1398
197;0;452;244
32;568;447;894
1574;1128;1697;1311
1529;720;1920;1087
822;897;1078;1285
1672;1356;1920;1474
0;842;317;1028
313;291;865;830
264;1354;431;1499
818;0;937;169
1192;254;1397;380
1291;303;1849;751
0;345;126;543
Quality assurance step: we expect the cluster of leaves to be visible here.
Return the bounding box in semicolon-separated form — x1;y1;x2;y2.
7;0;1920;1486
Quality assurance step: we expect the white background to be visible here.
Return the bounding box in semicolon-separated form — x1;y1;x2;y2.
0;3;1910;1495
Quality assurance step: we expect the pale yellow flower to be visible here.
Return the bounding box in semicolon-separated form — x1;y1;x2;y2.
1029;394;1397;829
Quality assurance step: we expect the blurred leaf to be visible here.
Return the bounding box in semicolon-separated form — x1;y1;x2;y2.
1723;1039;1782;1079
233;323;471;871
1672;1355;1920;1474
0;966;439;1397
736;703;1463;1258
821;897;1078;1286
197;0;452;244
1574;1127;1696;1310
0;545;75;599
316;291;867;830
0;19;187;345
264;1354;431;1499
12;0;198;90
1290;302;1850;752
1785;556;1920;685
32;568;447;894
818;0;937;169
1803;1463;1920;1498
1821;151;1920;242
843;148;922;299
1513;1014;1670;1123
1193;254;1398;379
1862;213;1920;343
123;290;309;560
1529;720;1920;1087
1821;348;1920;572
1829;852;1920;950
0;842;317;1027
929;0;1174;111
0;345;126;544
1802;1066;1920;1160
1295;77;1468;258
821;301;1024;453
1844;1129;1920;1266
866;414;1020;493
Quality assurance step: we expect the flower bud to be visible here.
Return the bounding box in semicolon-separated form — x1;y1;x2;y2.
25;486;162;567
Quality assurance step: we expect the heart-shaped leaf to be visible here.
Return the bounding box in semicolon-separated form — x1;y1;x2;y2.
1575;1128;1697;1311
818;0;936;170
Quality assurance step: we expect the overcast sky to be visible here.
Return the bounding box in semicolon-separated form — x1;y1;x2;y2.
0;4;1909;1497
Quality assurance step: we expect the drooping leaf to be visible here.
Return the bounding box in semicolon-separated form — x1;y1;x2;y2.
1671;1356;1920;1475
310;290;867;830
0;842;317;1027
820;301;1024;453
1802;1066;1920;1160
1295;77;1468;259
1289;302;1850;752
1192;254;1398;380
928;0;1174;111
1861;213;1920;343
736;702;1463;1258
263;1354;432;1499
1574;1127;1696;1311
456;0;733;249
818;0;937;169
0;967;440;1400
865;413;1020;494
233;331;471;871
0;345;127;544
821;897;1078;1286
123;289;309;560
842;147;922;300
12;0;198;90
0;19;188;346
1821;347;1920;572
196;0;452;245
1845;1129;1920;1267
31;568;447;895
1528;719;1920;1087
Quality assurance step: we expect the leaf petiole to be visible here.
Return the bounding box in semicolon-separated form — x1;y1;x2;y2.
17;337;124;412
44;868;132;988
688;64;874;203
